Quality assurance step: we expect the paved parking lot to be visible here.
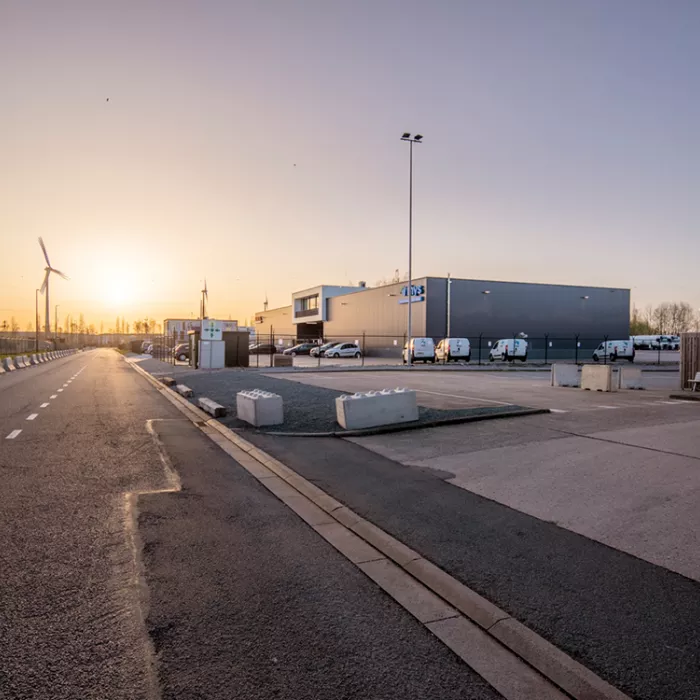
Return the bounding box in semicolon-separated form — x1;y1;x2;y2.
275;367;683;414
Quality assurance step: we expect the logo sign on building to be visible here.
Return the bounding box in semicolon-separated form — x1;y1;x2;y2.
201;319;222;341
398;284;426;304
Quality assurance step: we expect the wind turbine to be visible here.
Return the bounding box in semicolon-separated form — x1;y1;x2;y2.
38;237;69;336
200;279;208;320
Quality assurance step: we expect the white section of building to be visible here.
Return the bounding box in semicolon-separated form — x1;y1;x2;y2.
292;285;365;325
165;318;238;339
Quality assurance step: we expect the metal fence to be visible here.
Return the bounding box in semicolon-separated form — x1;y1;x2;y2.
0;335;84;356
253;331;677;366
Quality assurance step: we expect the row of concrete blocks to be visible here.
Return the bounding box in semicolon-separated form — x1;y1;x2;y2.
551;364;645;392
162;376;419;430
0;349;78;375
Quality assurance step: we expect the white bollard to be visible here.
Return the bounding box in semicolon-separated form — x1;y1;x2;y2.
551;364;580;387
335;388;419;430
236;390;284;427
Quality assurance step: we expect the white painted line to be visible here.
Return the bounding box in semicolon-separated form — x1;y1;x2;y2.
549;409;569;413
57;389;64;392
50;394;58;399
658;401;683;405
63;383;69;387
416;389;514;406
596;405;619;409
40;403;49;408
6;430;22;439
26;414;38;421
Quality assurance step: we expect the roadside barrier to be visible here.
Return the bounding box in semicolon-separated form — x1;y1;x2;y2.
618;367;645;390
581;365;614;392
335;388;419;430
175;384;194;397
550;364;580;387
237;390;284;427
273;355;293;367
13;356;27;369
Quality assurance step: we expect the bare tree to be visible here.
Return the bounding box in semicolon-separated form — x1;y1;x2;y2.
10;317;19;333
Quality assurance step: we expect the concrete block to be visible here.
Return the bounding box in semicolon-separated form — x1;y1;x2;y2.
175;384;194;397
30;354;39;365
620;367;644;390
580;365;614;392
236;390;284;427
3;357;17;371
550;364;580;388
198;397;227;417
335;388;419;430
23;355;32;367
160;376;177;386
0;364;5;375
13;356;27;369
273;354;293;367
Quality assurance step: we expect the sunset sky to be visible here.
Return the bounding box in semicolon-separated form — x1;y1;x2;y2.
2;1;698;331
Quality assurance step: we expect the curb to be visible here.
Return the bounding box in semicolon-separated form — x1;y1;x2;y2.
126;353;631;700
261;407;550;437
669;393;700;402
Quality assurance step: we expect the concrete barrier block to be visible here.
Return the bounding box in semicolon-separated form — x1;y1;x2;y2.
13;356;27;369
2;358;15;371
581;365;614;392
335;388;419;430
160;376;177;386
273;354;293;367
236;390;284;427
198;397;227;417
23;355;32;367
30;355;39;365
0;364;5;375
620;367;644;390
551;364;580;388
175;384;194;397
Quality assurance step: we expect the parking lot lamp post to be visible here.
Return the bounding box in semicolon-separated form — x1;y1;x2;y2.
35;289;40;351
400;133;423;366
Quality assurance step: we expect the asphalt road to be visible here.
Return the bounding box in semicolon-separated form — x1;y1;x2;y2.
246;431;700;700
0;349;502;699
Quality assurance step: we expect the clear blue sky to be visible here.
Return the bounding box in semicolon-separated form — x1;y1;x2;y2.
1;0;698;326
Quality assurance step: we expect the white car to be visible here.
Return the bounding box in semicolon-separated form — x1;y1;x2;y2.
489;338;528;362
592;340;635;362
436;338;470;362
403;337;436;364
324;342;362;359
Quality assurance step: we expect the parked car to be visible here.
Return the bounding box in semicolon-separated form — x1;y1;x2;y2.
283;343;317;356
324;342;362;359
592;340;635;362
310;341;340;358
489;338;528;362
148;344;171;359
403;337;436;364
436;338;470;362
249;343;277;355
172;343;190;362
141;340;152;353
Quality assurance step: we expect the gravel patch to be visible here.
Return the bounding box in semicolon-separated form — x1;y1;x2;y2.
173;369;533;434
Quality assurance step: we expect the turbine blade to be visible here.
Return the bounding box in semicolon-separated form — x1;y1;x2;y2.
40;270;50;294
38;237;51;266
51;268;69;280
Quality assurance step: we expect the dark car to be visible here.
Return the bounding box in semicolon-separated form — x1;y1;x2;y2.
283;343;316;356
310;341;339;358
148;344;171;359
249;343;277;355
172;343;190;362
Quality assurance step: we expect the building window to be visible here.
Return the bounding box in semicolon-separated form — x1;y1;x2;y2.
298;295;319;312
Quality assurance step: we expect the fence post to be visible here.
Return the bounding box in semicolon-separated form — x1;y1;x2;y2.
575;335;579;364
270;325;274;368
603;335;608;364
657;339;661;366
362;332;366;367
544;334;549;365
478;334;482;365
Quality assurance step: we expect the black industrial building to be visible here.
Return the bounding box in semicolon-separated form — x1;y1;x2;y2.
254;277;630;357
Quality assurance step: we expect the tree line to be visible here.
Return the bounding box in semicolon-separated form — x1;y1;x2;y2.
631;302;698;336
0;315;163;335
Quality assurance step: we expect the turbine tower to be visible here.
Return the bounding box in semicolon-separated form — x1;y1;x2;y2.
38;237;69;336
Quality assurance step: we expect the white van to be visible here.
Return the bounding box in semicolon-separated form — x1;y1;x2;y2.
592;340;635;362
402;337;436;364
489;338;528;362
436;338;471;362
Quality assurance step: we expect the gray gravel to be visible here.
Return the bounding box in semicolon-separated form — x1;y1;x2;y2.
174;369;528;433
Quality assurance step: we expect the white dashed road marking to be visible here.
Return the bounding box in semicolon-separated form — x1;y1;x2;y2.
63;383;69;387
26;414;38;421
597;405;619;409
50;394;58;399
6;430;22;440
549;409;569;413
40;403;49;408
58;389;63;392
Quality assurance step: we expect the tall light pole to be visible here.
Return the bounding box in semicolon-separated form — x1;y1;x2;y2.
35;289;40;352
400;132;423;366
54;305;59;340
